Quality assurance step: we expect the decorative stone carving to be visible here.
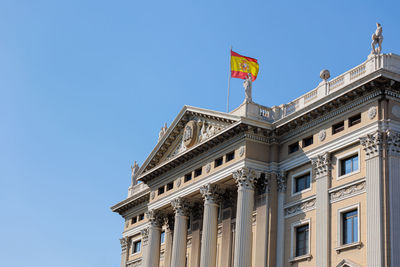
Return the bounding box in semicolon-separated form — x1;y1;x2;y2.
330;180;366;203
141;227;149;245
311;152;331;179
183;120;198;148
239;146;245;157
150;191;155;200
176;178;181;188
243;73;253;103
130;161;140;186
360;131;383;159
277;171;287;193
233;167;258;190
371;23;383;55
171;197;190;217
318;129;326;142
392;105;400;118
146;209;163;227
120;237;129;251
256;172;271;194
205;163;211;173
200;183;221;204
158;123;168;141
164;214;175;231
320;69;330;81
386;130;400;156
284;198;316;218
368;106;377;119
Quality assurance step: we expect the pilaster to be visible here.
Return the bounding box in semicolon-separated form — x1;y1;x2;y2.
140;228;149;267
170;197;190;267
220;190;235;267
276;171;286;267
190;202;203;267
120;237;129;267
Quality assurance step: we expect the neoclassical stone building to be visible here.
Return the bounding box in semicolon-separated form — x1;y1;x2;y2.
112;39;400;266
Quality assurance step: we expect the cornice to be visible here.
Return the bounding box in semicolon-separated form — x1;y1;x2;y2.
111;188;150;215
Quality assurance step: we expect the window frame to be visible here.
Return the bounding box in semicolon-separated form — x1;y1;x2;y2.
337;203;360;248
332;121;345;134
214;157;223;168
288;142;300;154
131;238;142;255
302;136;313;148
348;113;361;127
226;151;235;162
336;149;360;180
291;168;312;197
290;218;311;260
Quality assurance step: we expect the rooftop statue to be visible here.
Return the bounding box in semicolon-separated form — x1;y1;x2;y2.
158;123;168;141
371;23;383;55
243;73;252;103
130;161;139;185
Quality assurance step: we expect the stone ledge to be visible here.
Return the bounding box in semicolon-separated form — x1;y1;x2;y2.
335;241;362;254
288;253;312;264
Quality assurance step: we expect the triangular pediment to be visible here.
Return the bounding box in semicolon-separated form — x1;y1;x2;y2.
137;106;240;178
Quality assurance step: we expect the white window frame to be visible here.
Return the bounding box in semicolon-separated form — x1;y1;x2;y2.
336;148;360;180
337;203;360;247
131;237;142;255
290;218;311;260
291;168;312;197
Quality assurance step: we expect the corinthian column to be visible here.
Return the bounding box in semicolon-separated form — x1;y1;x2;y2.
360;131;384;266
275;171;286;267
312;152;331;267
119;237;129;267
199;183;221;267
170;197;190;267
233;167;258;267
140;228;150;266
143;210;163;267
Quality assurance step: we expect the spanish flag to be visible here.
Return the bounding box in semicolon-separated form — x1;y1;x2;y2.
231;51;259;81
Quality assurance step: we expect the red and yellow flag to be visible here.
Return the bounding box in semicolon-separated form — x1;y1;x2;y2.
230;51;259;81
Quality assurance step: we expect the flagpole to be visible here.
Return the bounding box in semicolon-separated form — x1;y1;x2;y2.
227;46;232;113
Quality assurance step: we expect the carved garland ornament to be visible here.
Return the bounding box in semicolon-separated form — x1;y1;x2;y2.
284;198;316;218
330;180;366;203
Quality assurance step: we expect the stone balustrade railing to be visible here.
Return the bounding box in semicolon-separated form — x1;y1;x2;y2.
128;182;149;197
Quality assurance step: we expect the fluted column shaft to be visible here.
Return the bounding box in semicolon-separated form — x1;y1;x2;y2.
170;197;190;267
144;210;163;267
233;167;257;267
163;215;174;267
276;171;286;267
200;184;220;267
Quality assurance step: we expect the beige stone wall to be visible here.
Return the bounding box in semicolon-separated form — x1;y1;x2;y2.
285;163;314;204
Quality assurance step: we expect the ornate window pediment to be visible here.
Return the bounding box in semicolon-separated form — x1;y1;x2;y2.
336;259;361;267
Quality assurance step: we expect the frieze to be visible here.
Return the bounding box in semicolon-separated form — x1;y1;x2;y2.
329;179;366;203
284;197;316;218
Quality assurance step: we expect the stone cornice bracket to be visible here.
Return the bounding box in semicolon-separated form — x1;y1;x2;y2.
360;131;384;159
171;197;191;217
256;172;271;194
233;167;258;190
120;237;129;251
146;209;163;227
163;213;175;231
276;171;287;193
386;130;400;157
311;152;331;179
200;183;221;204
141;227;149;246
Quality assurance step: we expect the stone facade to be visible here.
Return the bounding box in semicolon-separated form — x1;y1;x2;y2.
111;48;400;266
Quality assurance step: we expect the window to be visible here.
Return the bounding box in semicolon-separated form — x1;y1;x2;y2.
349;113;361;127
226;151;235;162
295;224;309;257
214;157;223;167
302;136;313;147
288;142;299;154
332;121;345;134
340;154;358;176
194;168;202;177
158;186;165;195
131;217;137;224
184;173;192;182
342;210;358;244
167;182;174;191
160;231;165;244
139;213;144;221
132;240;141;254
294;173;311;193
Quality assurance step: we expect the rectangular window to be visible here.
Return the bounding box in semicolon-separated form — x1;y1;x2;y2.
139;213;144;221
342;210;358;244
349;114;361;127
167;182;174;191
288;142;299;154
302;136;313;147
332;121;345;134
215;157;223;167
294;173;311;193
295;224;309;257
226;151;235;162
133;240;141;254
184;173;192;182
160;231;165;244
131;217;137;224
158;186;165;195
340;154;359;176
194;168;202;177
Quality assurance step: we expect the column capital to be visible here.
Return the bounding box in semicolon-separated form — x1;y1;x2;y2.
146;209;163;228
141;227;149;246
171;197;191;217
233;167;258;190
386;130;400;157
276;171;287;193
200;183;221;204
256;172;271;194
120;237;129;252
360;130;384;159
311;152;331;179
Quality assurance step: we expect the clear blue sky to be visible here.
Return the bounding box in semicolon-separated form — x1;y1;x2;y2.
0;1;399;266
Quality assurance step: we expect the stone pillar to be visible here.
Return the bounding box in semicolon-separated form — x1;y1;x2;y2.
360;131;384;267
170;197;190;267
199;183;221;267
143;210;163;267
275;171;286;267
312;152;331;267
233;167;258;267
141;228;150;267
220;190;235;267
120;237;129;267
190;203;203;267
163;215;174;267
387;130;400;266
254;173;270;267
